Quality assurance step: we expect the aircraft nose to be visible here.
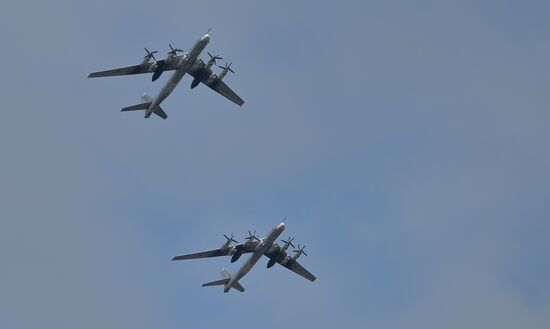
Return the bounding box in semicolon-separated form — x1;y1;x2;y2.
202;34;210;42
277;222;285;231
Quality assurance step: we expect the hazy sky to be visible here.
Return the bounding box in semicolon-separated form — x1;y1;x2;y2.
1;1;549;328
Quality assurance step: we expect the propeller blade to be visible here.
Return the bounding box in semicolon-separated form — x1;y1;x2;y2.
207;52;222;64
144;48;158;60
224;233;238;243
245;230;259;241
168;44;183;55
281;237;295;248
293;244;308;256
218;62;235;74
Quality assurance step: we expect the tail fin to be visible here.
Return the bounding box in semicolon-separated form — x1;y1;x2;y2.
221;268;231;279
121;101;168;120
141;93;153;102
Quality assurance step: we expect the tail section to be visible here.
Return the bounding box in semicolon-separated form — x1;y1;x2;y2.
121;101;151;112
201;268;245;293
121;100;168;120
201;277;230;287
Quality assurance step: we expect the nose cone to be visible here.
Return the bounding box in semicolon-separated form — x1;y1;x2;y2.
201;34;210;43
277;222;286;232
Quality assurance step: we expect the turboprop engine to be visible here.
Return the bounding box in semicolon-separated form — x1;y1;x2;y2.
266;237;296;268
291;244;308;261
217;62;234;81
190;52;223;89
221;233;238;252
141;48;158;66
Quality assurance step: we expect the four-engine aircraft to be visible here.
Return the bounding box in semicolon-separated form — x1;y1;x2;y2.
172;221;316;293
89;34;314;295
88;32;244;119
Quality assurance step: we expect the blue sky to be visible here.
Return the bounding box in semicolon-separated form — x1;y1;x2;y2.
1;0;549;328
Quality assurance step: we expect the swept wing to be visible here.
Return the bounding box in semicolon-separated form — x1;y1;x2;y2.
88;56;244;106
274;258;317;282
88;58;181;78
172;242;258;261
187;69;245;106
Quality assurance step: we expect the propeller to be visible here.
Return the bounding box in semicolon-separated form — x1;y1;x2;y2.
207;52;222;65
168;44;183;56
293;244;308;257
218;62;235;74
143;48;158;61
223;233;238;244
245;230;260;241
281;237;295;248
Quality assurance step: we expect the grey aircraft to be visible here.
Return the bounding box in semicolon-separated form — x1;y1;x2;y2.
88;32;244;119
172;221;316;293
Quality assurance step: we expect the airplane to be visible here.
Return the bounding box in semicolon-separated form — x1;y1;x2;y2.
172;221;316;293
88;32;244;119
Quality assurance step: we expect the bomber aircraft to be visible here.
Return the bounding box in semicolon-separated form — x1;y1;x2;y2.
172;221;316;293
88;32;244;119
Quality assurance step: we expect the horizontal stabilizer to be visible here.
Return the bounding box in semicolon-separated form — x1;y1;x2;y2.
121;101;167;120
233;281;245;293
202;278;230;287
220;268;245;292
172;249;227;261
153;106;168;120
121;101;152;112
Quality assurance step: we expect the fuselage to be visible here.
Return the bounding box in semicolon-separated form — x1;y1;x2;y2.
145;34;210;118
225;222;286;293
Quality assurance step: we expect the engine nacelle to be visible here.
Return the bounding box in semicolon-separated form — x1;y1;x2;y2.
206;74;218;85
190;77;202;89
218;69;228;81
292;252;302;261
205;60;214;71
177;54;188;67
267;259;277;268
231;249;243;263
281;244;291;253
254;241;265;251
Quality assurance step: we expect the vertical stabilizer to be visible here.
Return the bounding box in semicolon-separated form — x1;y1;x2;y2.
221;268;231;279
